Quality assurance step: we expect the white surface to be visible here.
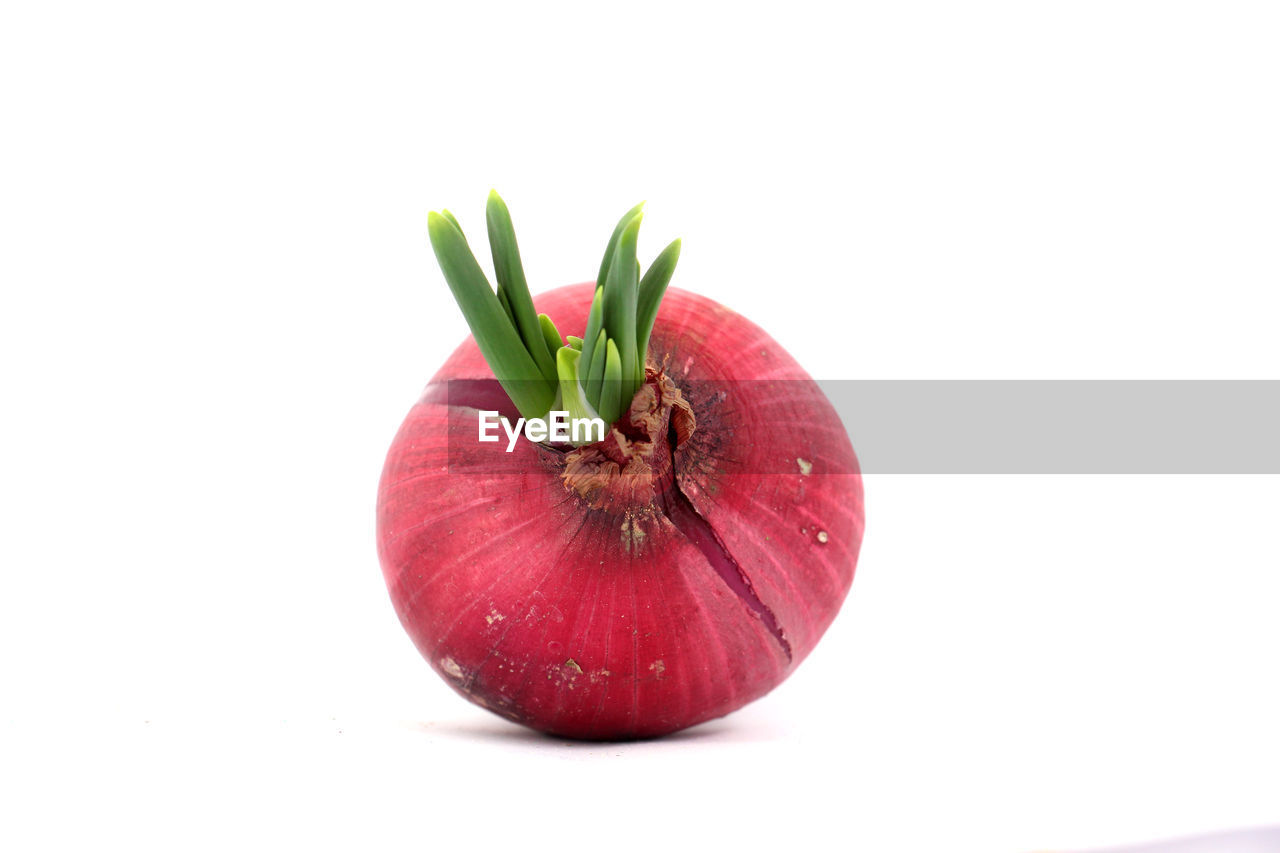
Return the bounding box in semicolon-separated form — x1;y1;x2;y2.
2;3;1279;851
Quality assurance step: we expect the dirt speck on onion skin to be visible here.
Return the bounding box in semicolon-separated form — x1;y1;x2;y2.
378;284;864;740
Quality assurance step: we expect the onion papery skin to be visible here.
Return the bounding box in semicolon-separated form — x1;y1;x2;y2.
377;284;864;740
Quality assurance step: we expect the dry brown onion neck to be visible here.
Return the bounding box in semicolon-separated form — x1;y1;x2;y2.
560;365;695;514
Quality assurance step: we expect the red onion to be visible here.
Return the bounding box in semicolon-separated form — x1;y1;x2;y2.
377;195;863;739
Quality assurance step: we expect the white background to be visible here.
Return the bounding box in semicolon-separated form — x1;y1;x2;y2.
3;3;1279;851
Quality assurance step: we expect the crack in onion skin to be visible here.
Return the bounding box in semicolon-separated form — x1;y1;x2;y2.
377;284;864;740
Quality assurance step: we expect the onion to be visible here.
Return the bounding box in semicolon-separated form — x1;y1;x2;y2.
377;194;864;739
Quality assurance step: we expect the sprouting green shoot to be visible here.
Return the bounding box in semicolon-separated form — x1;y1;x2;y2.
598;338;623;424
496;285;512;322
440;209;467;242
636;238;681;374
426;210;554;420
537;313;562;363
556;346;599;426
596;201;645;294
486;191;557;386
426;192;681;440
602;213;641;408
584;328;607;408
579;285;605;375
